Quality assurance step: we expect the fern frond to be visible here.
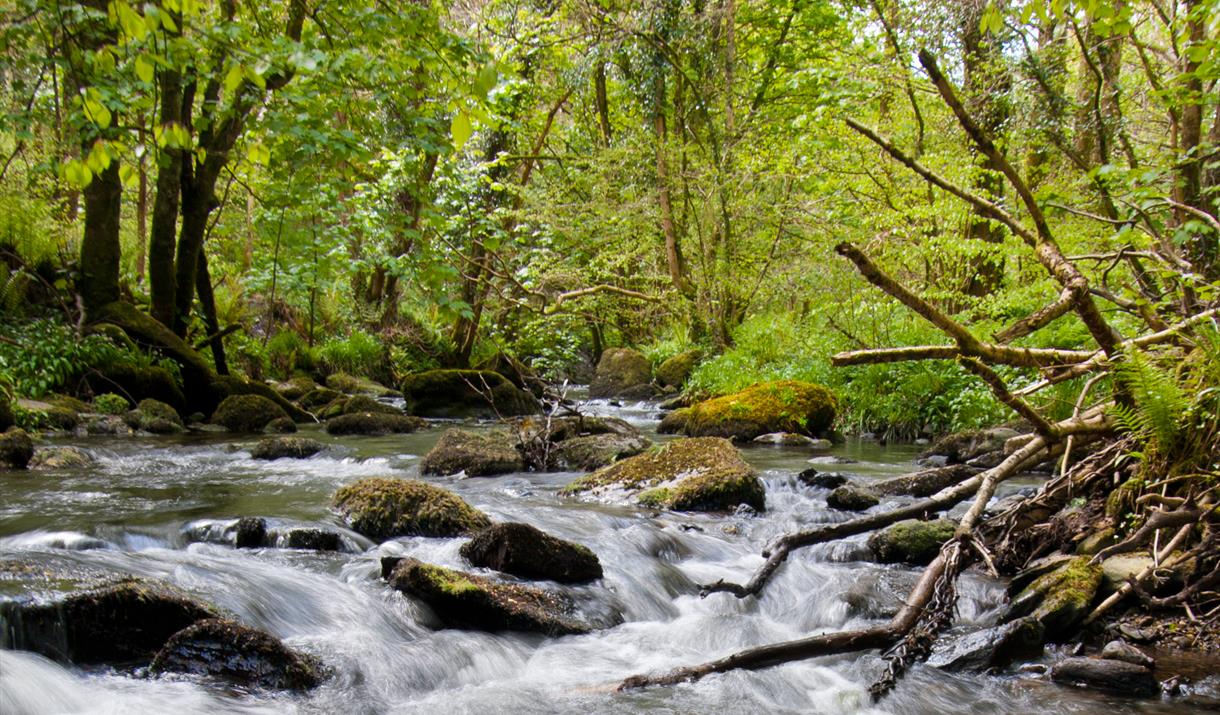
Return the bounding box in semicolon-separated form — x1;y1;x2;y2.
1113;348;1188;453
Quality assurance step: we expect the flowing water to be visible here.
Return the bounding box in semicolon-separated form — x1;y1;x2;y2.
1;397;1215;714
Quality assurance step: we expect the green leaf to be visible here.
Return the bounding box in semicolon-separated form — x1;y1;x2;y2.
451;110;473;149
135;54;154;84
474;63;498;97
63;160;93;189
224;64;245;95
83;93;111;129
248;143;270;165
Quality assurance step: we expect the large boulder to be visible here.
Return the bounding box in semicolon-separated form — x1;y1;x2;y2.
589;348;653;399
460;523;603;583
400;369;541;418
0;579;215;664
563;437;765;512
338;395;402;417
250;436;325;460
212;394;289;433
298;387;343;411
325;373;399;398
150;619;324;690
324;412;425;436
677;381;837;441
209;375;314;424
555;432;651;470
332;478;491;540
1050;657;1159;696
383;557;589;636
655;350;702;389
657;408;691;434
28;446;94;470
1004;555;1102;637
273;376;318;401
826;484;880;511
15;398;80;431
0;428;34;469
868;519;957;565
420;429;523;477
123;398;184;434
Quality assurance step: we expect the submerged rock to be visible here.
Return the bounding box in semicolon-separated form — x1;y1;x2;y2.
324;412;425;436
563;437;764;512
28;446;94;470
150;618;324;690
420;429;524;477
460;522;602;583
1050;657;1159;696
384;557;589;636
400;369;540;418
589;348;653;399
0;428;34;469
234;517;268;548
927;617;1044;672
123;398;184;434
250;436;325;460
332;478;491;540
212;394;290;433
0;579;215;664
867;519;957;565
654;350;701;389
677;381;837;441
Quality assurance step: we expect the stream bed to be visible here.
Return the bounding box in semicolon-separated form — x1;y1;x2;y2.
1;397;1216;714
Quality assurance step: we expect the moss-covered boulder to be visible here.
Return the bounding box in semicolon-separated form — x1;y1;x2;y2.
332;477;491;540
265;416;297;433
657;407;691;434
0;579;216;664
655;350;702;389
250;436;325;460
868;519;957;565
298;387;343;411
212;394;289;433
0;428;34;469
563;437;764;512
276;528;343;551
46;394;91;414
210;375;313;424
677;381;837;441
420;429;524;477
123;398;184;434
326;372;400;398
589;348;654;399
86;364;185;412
555;433;651;470
400;369;541;418
319;394;401;420
150;618;324;691
460;522;603;583
15;398;80;431
28;446;94;470
826;484;880;511
273;376;318;401
1004;556;1102;637
384;557;589;636
324;411;425;436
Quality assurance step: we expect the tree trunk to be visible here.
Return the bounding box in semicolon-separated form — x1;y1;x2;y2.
79;161;122;318
148;70;184;328
595;62;612;145
194;250;228;374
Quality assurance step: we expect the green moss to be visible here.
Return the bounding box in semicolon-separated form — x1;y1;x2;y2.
637;487;672;508
655;350;702;388
868;519;956;564
1013;556;1103;635
93;393;130;415
1105;477;1144;520
682;380;837;440
332;477;490;540
400;369;540;418
212;394;289;432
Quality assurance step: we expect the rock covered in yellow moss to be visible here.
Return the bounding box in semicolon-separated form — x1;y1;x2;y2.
562;437;764;512
676;381;837;441
332;477;490;540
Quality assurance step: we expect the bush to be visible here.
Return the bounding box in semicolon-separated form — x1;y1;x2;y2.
0;319;129;398
315;330;384;380
266;331;308;379
93;393;130;415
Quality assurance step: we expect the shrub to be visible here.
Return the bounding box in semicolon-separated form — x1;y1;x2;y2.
93;393;130;415
315;330;384;380
266;330;308;379
0;319;129;398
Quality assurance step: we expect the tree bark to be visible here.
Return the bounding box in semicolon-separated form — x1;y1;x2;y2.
79;161;122;317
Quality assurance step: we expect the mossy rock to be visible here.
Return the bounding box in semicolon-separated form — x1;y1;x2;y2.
15;399;81;431
325;372;400;398
460;522;603;583
92;393;130;415
250;436;325;460
384;557;589;636
324;412;425;436
420;429;524;477
265;416;297;433
210;375;313;424
0;428;34;469
655;349;702;388
298;387;343;411
332;477;491;540
46;394;91;414
657;407;691;434
826;484;880;511
212;394;289;433
679;381;837;441
868;519;957;565
0;579;216;665
150;618;324;691
589;348;653;399
28;446;94;470
340;395;403;416
86;364;185;413
555;433;651;470
400;369;541;418
273;376;319;401
123;398;185;434
1004;555;1102;637
563;437;765;512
